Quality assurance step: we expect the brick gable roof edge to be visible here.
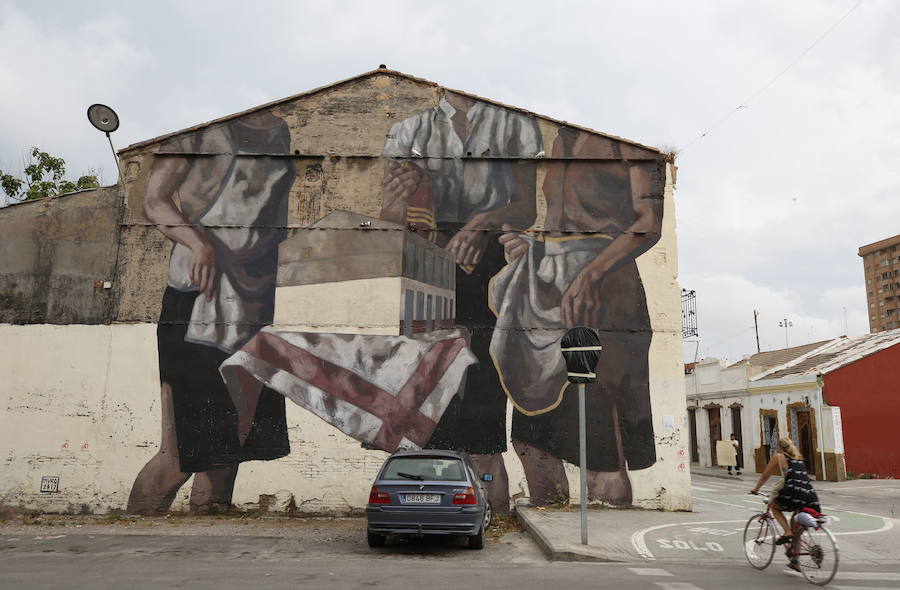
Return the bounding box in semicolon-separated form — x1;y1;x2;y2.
118;68;661;155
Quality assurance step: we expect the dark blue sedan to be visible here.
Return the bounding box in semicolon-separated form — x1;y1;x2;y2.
365;449;493;549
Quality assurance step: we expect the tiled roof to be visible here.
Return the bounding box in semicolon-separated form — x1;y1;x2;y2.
729;340;833;372
753;329;900;381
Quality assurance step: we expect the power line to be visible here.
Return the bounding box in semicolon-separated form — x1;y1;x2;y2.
682;0;864;152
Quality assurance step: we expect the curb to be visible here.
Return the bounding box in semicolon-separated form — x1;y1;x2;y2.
515;508;628;562
692;470;747;482
515;508;555;561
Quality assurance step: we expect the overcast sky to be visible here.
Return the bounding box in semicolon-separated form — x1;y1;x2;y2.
2;0;897;362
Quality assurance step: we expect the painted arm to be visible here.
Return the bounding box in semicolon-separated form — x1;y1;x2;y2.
446;161;537;266
380;160;427;224
560;162;664;326
143;155;217;298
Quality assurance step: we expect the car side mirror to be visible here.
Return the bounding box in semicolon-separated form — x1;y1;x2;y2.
481;474;493;482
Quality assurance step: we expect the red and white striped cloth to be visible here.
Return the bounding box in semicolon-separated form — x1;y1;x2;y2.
220;328;475;453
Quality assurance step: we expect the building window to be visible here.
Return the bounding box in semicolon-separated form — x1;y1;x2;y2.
416;291;425;321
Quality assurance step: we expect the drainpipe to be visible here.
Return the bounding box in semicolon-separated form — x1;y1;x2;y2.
815;374;827;481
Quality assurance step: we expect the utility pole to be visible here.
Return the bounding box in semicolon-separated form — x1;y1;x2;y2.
753;310;761;353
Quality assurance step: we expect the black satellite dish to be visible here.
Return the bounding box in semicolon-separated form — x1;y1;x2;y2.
87;104;120;135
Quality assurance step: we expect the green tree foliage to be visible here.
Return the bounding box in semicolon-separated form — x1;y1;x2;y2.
0;147;101;202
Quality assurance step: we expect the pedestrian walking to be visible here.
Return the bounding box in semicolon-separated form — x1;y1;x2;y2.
727;434;742;475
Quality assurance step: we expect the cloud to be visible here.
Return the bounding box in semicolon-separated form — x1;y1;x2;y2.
1;0;897;362
0;3;155;192
682;271;868;364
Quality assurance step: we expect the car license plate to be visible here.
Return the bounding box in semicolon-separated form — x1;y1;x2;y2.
404;494;440;504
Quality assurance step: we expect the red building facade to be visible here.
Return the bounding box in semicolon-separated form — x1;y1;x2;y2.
824;342;900;478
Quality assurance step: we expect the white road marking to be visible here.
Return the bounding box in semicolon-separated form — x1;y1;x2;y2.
691;495;754;509
783;570;900;581
693;481;741;490
695;494;893;537
627;568;673;576
654;583;705;590
829;509;896;537
630;519;745;560
700;479;747;488
835;571;900;581
828;485;900;491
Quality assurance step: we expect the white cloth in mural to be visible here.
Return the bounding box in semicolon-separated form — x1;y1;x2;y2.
382;96;543;223
219;328;476;453
488;236;613;414
162;120;293;352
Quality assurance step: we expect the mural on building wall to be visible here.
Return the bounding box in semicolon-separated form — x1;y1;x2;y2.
376;93;664;506
128;110;296;514
493;127;663;504
125;84;665;514
379;91;544;510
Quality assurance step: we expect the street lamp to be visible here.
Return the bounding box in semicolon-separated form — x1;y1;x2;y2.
778;318;793;348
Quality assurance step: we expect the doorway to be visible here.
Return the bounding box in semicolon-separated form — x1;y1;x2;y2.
795;409;816;476
731;405;744;471
762;413;779;461
688;408;699;463
707;407;721;466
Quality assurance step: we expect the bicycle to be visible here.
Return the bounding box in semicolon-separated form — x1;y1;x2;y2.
743;491;839;586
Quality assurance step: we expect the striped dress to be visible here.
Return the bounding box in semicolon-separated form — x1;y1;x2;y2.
776;457;821;512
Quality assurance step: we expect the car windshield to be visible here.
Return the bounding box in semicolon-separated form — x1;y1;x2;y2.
381;457;467;482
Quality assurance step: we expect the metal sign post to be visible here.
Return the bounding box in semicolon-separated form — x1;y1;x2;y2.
560;327;602;546
577;381;587;544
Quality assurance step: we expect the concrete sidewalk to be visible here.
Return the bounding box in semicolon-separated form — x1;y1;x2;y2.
690;464;750;481
516;506;703;563
515;465;747;562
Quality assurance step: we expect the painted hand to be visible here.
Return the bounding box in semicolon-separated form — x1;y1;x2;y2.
561;268;603;327
382;160;424;204
446;227;490;266
189;242;218;300
498;223;529;262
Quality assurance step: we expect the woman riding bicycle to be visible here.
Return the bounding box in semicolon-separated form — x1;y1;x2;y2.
751;437;821;568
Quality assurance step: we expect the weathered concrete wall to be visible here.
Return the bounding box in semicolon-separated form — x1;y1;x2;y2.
0;187;121;324
0;323;390;513
1;70;690;513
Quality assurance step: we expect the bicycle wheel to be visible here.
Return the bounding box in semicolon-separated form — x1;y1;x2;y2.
794;525;839;586
743;513;776;569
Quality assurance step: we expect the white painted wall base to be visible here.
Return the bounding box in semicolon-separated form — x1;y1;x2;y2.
1;321;690;513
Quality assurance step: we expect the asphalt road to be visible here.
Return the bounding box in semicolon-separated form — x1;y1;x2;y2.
1;474;898;589
633;474;900;566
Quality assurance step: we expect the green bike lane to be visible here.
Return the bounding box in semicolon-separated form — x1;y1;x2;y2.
633;481;898;564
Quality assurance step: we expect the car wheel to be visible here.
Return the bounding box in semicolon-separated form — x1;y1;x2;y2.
367;531;386;548
468;502;490;550
483;501;492;530
468;526;485;550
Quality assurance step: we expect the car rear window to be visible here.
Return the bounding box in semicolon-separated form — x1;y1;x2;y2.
381;457;467;481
